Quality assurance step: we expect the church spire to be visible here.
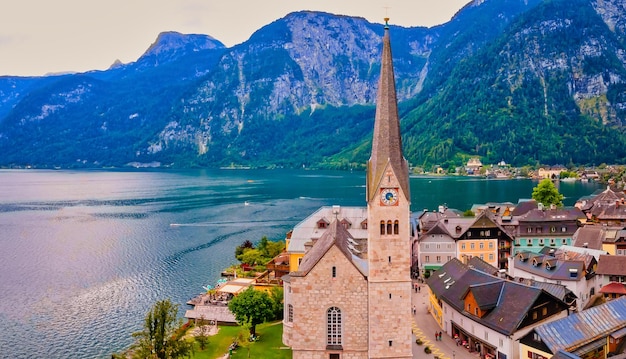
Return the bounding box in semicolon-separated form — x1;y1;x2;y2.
367;20;410;202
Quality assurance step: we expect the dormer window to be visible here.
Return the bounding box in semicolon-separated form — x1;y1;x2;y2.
361;219;368;230
340;218;352;229
317;218;329;229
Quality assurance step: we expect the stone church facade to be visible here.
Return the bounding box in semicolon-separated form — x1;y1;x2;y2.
283;20;413;359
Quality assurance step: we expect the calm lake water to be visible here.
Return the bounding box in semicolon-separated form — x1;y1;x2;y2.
0;169;602;358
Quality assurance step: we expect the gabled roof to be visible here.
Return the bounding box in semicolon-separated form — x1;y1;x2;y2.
467;281;504;310
534;296;626;354
465;211;514;240
597;255;626;276
427;258;562;335
291;219;367;278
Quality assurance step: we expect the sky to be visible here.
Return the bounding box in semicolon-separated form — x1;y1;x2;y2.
0;0;470;77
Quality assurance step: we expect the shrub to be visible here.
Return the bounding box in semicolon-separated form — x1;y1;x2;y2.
424;346;432;354
415;338;423;345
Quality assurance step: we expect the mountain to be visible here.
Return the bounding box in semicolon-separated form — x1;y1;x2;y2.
1;0;626;169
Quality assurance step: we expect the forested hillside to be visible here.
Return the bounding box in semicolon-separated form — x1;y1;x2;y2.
1;0;626;169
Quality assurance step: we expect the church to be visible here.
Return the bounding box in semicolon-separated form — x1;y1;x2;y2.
282;20;413;359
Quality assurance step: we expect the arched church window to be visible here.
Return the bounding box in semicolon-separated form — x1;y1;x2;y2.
394;220;399;235
327;307;342;346
380;221;386;235
387;220;392;235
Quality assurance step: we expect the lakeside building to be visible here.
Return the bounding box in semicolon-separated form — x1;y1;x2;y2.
282;19;413;359
426;258;570;359
520;296;626;359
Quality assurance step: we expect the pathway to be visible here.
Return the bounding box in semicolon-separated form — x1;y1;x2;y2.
412;281;478;359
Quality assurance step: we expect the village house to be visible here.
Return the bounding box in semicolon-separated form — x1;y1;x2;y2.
426;258;570;359
507;246;603;312
417;216;466;275
536;166;567;180
512;205;583;255
597;254;626;300
456;211;514;270
466;157;483;175
519;296;626;359
576;186;626;226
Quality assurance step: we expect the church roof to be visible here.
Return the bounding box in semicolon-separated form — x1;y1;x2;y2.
287;206;367;254
291;219;367;278
367;24;409;203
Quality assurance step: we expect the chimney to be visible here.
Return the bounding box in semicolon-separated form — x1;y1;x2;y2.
583;242;588;248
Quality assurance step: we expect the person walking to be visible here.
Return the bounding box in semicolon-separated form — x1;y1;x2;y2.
439;331;443;341
413;305;416;315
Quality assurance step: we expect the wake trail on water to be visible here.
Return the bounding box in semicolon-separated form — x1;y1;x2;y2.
170;219;295;227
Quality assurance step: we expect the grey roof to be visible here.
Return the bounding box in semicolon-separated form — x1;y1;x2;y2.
535;296;626;354
597;254;626;276
518;278;578;303
467;256;499;276
367;25;410;203
514;251;587;280
291;219;367;278
427;258;560;336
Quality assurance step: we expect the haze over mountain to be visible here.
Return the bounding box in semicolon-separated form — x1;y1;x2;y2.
2;0;626;170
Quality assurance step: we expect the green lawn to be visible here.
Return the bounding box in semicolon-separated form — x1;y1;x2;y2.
189;321;291;359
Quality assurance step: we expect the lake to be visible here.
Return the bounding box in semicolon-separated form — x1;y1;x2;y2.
0;169;602;358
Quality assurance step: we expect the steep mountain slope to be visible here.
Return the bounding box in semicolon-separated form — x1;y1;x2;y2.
397;0;626;168
0;33;226;166
1;0;626;169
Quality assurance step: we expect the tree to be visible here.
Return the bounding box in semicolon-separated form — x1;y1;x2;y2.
130;299;192;359
268;286;284;320
532;178;564;207
228;288;274;336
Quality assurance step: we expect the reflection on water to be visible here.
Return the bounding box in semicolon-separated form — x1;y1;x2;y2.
0;169;602;358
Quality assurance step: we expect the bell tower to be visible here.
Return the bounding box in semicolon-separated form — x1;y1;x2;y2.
366;18;413;359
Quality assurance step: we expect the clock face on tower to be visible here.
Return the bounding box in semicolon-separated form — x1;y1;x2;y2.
380;188;399;206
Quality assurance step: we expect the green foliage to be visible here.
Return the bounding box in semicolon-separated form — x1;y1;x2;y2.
463;209;475;217
128;299;193;359
236;237;285;267
532;179;564;207
269;286;284;320
228;288;275;336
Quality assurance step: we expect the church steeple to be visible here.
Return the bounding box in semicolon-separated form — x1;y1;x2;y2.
367;18;410;203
